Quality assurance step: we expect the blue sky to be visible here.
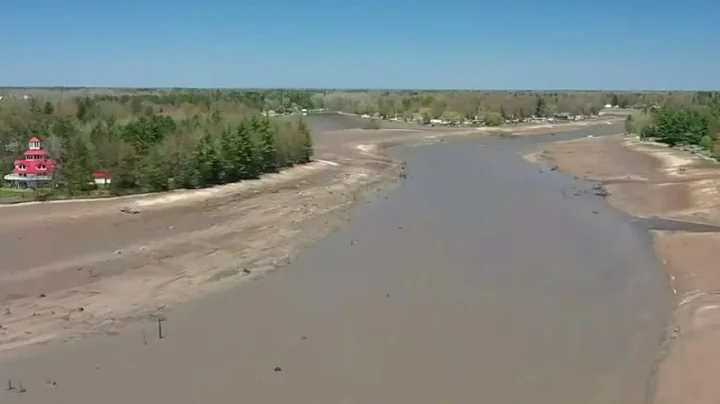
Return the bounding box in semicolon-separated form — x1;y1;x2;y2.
1;0;718;89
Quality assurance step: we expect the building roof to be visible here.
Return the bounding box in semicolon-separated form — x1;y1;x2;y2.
24;149;49;156
28;136;41;143
92;170;112;179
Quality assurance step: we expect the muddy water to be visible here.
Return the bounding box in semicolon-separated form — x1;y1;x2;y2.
0;135;671;404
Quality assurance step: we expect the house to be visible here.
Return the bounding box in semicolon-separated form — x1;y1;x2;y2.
3;137;56;188
92;170;112;186
3;136;111;189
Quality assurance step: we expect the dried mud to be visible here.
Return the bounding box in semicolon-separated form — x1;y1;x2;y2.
0;117;622;358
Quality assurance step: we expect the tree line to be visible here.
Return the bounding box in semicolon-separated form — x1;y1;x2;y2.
3;88;720;123
0;98;313;196
626;102;720;157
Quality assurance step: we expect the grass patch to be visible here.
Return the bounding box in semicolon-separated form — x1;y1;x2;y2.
0;188;37;200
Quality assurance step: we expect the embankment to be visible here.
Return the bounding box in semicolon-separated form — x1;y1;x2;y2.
0;117;621;358
0;123;668;404
527;135;720;404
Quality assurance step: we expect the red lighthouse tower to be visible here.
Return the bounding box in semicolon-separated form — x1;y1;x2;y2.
3;136;56;187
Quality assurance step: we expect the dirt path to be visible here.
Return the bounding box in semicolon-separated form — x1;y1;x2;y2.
528;135;720;404
0;118;620;358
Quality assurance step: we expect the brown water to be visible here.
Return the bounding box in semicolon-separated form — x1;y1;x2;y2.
0;135;671;404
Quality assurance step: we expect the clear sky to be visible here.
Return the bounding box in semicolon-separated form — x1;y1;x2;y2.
1;0;718;90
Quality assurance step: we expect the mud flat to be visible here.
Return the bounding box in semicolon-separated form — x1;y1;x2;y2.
0;123;672;404
529;135;720;404
0;116;621;357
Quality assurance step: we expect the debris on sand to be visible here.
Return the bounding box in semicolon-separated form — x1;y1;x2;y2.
592;184;610;197
242;268;251;274
549;165;559;171
120;206;141;215
274;367;282;372
350;239;358;245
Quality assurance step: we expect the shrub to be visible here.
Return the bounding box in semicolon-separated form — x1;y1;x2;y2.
699;135;714;150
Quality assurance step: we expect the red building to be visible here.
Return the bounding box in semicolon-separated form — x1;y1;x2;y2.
3;136;56;187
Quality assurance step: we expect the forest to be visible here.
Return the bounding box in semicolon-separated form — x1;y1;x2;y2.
625;99;720;158
1;88;719;200
0;91;313;198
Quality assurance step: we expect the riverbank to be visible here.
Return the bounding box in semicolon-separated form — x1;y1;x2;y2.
0;117;621;358
0;123;668;404
527;135;720;404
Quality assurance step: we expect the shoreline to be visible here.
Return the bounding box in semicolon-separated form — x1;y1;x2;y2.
0;118;622;359
0;146;404;359
526;135;720;404
0;122;666;404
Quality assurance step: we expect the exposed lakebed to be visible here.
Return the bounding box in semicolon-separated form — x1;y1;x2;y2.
0;131;673;404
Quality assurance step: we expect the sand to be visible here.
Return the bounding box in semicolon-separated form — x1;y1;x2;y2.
530;135;720;404
0;119;672;404
0;117;622;358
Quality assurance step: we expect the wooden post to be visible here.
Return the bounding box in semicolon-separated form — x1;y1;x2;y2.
157;318;164;340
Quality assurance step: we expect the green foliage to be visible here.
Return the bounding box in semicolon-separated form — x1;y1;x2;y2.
483;112;503;126
237;122;258;179
652;107;711;146
535;97;547;117
43;102;54;116
640;102;720;158
624;114;635;134
0;95;315;200
700;135;714;150
257;117;278;173
298;119;313;164
193;131;222;187
120;115;176;150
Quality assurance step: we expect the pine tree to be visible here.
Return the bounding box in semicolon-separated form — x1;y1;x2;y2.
220;127;241;182
258;117;278;173
193;131;221;187
237;121;258;179
137;147;170;192
43;101;54;116
298;119;313;164
535;97;547;117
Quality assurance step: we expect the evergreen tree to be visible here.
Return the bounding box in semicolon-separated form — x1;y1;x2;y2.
298;119;313;164
137;147;171;192
237;121;258;179
193;131;222;187
220;127;242;182
175;151;200;189
535;97;547;117
60;138;94;195
258;117;278;173
43;101;54;116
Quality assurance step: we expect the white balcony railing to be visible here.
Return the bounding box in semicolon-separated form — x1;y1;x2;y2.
3;174;53;181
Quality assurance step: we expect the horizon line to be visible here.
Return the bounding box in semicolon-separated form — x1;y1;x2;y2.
1;86;718;93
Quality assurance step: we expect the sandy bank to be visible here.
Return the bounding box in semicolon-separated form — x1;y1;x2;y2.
527;135;720;404
0;118;618;359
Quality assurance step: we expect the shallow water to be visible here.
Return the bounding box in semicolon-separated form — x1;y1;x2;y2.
0;134;671;404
